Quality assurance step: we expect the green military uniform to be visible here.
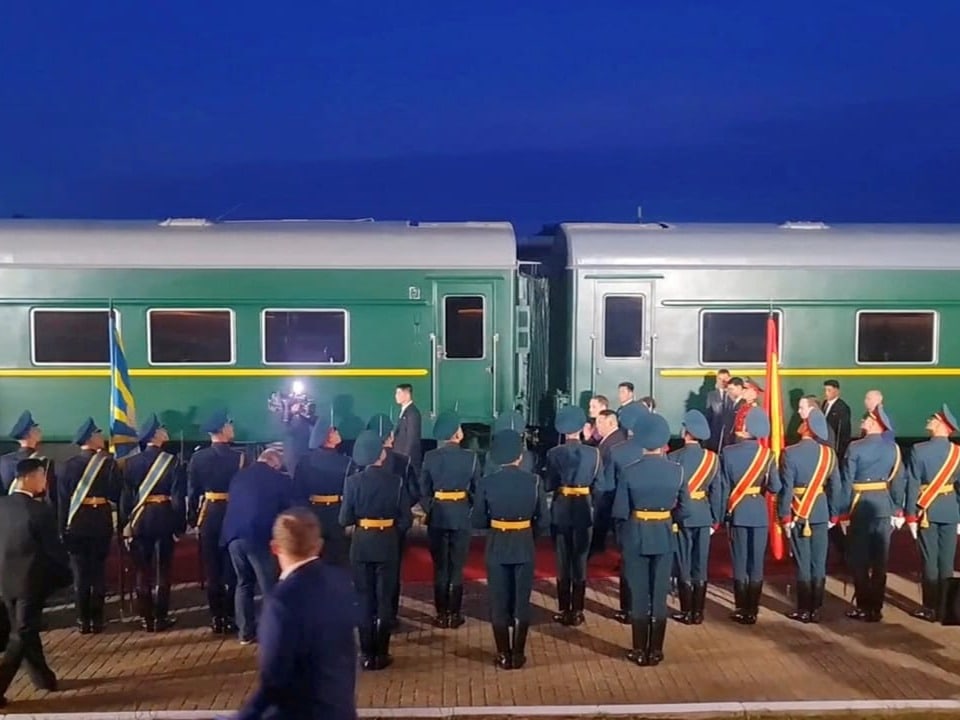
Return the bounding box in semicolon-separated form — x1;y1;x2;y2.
842;405;906;622
904;403;960;622
473;430;549;670
1;411;57;508
545;406;606;626
419;412;479;628
613;412;691;666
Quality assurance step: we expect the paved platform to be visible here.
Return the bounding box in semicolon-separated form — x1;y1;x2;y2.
4;570;960;717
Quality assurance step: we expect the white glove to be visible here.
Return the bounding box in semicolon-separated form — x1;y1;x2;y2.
956;523;960;536
782;521;795;533
828;521;836;530
840;520;849;534
908;522;918;540
891;515;905;530
709;527;716;536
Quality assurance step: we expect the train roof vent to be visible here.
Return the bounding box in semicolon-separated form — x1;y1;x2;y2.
637;222;671;230
779;220;830;230
159;218;213;227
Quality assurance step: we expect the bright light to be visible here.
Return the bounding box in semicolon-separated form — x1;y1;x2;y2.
291;380;304;395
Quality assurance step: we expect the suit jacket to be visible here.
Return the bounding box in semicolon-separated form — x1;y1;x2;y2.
822;397;852;461
705;390;736;451
0;491;72;601
220;462;295;549
237;558;360;720
393;403;423;471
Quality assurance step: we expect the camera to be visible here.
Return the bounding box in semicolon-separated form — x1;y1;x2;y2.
267;381;317;425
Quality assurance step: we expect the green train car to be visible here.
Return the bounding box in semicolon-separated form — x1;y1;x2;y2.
1;218;958;454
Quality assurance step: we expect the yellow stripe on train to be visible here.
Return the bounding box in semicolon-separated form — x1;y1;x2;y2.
0;368;430;378
659;368;960;378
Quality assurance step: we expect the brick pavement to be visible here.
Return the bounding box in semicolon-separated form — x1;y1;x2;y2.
5;572;960;715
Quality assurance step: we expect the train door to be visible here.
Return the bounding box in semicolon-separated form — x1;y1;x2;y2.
431;280;496;423
591;279;656;401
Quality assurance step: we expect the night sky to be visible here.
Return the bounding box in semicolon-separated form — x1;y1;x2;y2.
2;1;958;234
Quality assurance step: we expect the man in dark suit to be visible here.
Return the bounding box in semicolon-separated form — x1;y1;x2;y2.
230;508;359;720
0;458;72;706
221;448;294;644
821;379;852;462
704;369;730;451
392;384;422;473
589;409;628;555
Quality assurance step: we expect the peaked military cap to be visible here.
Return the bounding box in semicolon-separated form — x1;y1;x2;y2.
744;378;765;393
201;409;232;435
938;404;958;434
433;412;461;442
489;429;523;466
138;413;162;443
73;417;100;446
9;410;38;441
806;408;829;443
634;412;671;451
681;409;710;442
308;417;332;450
871;405;893;433
493;411;525;434
367;413;394;441
617;401;648;435
555;405;586;435
745;407;770;440
352;430;384;467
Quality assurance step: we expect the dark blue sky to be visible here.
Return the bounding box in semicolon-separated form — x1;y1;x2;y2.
2;1;958;234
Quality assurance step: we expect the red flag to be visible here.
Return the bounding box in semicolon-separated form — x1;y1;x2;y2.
760;313;785;561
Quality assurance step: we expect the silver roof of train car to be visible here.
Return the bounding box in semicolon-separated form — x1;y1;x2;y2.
561;222;960;270
0;219;517;270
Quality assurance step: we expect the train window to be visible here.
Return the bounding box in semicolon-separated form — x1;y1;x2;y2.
700;310;781;364
147;309;235;365
262;309;348;365
604;295;645;358
444;296;485;359
856;310;937;364
31;309;116;365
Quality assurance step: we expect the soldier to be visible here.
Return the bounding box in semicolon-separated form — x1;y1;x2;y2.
487;412;537;473
187;409;245;634
609;401;648;624
904;404;960;622
722;407;781;624
58;418;122;633
668;410;722;625
472;429;549;669
339;430;413;670
120;414;185;631
841;405;905;622
733;380;762;437
545;405;605;626
613;412;690;666
778;408;841;623
292;417;352;567
419;411;478;628
0;411;57;506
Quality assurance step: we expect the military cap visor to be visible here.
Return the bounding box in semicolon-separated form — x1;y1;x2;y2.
10;410;38;440
352;430;384;466
432;411;461;441
617;402;648;435
493;411;525;434
73;417;101;446
201;409;232;434
870;406;893;433
138;413;163;443
308;417;333;450
555;405;586;435
635;413;671;451
806;408;830;443
681;409;710;441
936;404;958;434
745;407;770;439
489;429;523;466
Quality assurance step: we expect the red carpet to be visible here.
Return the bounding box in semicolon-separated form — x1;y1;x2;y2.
104;528;931;592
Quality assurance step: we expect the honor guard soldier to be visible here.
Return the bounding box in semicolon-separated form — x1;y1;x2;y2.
419;411;479;628
545;405;605;626
292;417;353;567
841;405;905;622
613;412;690;666
778;408;841;623
473;429;549;670
904;403;960;622
120;414;185;631
1;411;57;505
487;412;537;474
609;401;648;624
668;410;721;625
58;418;122;633
722;407;781;624
339;430;413;670
187;409;245;634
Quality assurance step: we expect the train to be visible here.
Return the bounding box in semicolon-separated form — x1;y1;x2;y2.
1;217;958;458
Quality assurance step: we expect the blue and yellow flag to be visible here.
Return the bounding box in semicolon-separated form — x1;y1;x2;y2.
109;309;140;460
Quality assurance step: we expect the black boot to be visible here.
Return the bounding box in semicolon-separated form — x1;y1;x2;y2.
647;618;667;666
511;621;529;669
137;591;155;632
866;573;886;622
743;581;762;624
570;582;586;626
155;584;176;631
552;579;572;625
492;624;512;669
76;588;91;634
936;578;948;623
209;593;225;634
846;576;868;620
90;593;106;634
730;581;748;622
912;579;937;622
810;579;826;623
787;581;812;623
627;618;649;665
359;623;377;670
448;585;465;628
375;618;393;670
671;583;694;624
432;584;449;628
691;583;707;624
614;576;631;624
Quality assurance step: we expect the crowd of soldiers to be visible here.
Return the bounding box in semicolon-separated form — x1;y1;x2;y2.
1;375;959;673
